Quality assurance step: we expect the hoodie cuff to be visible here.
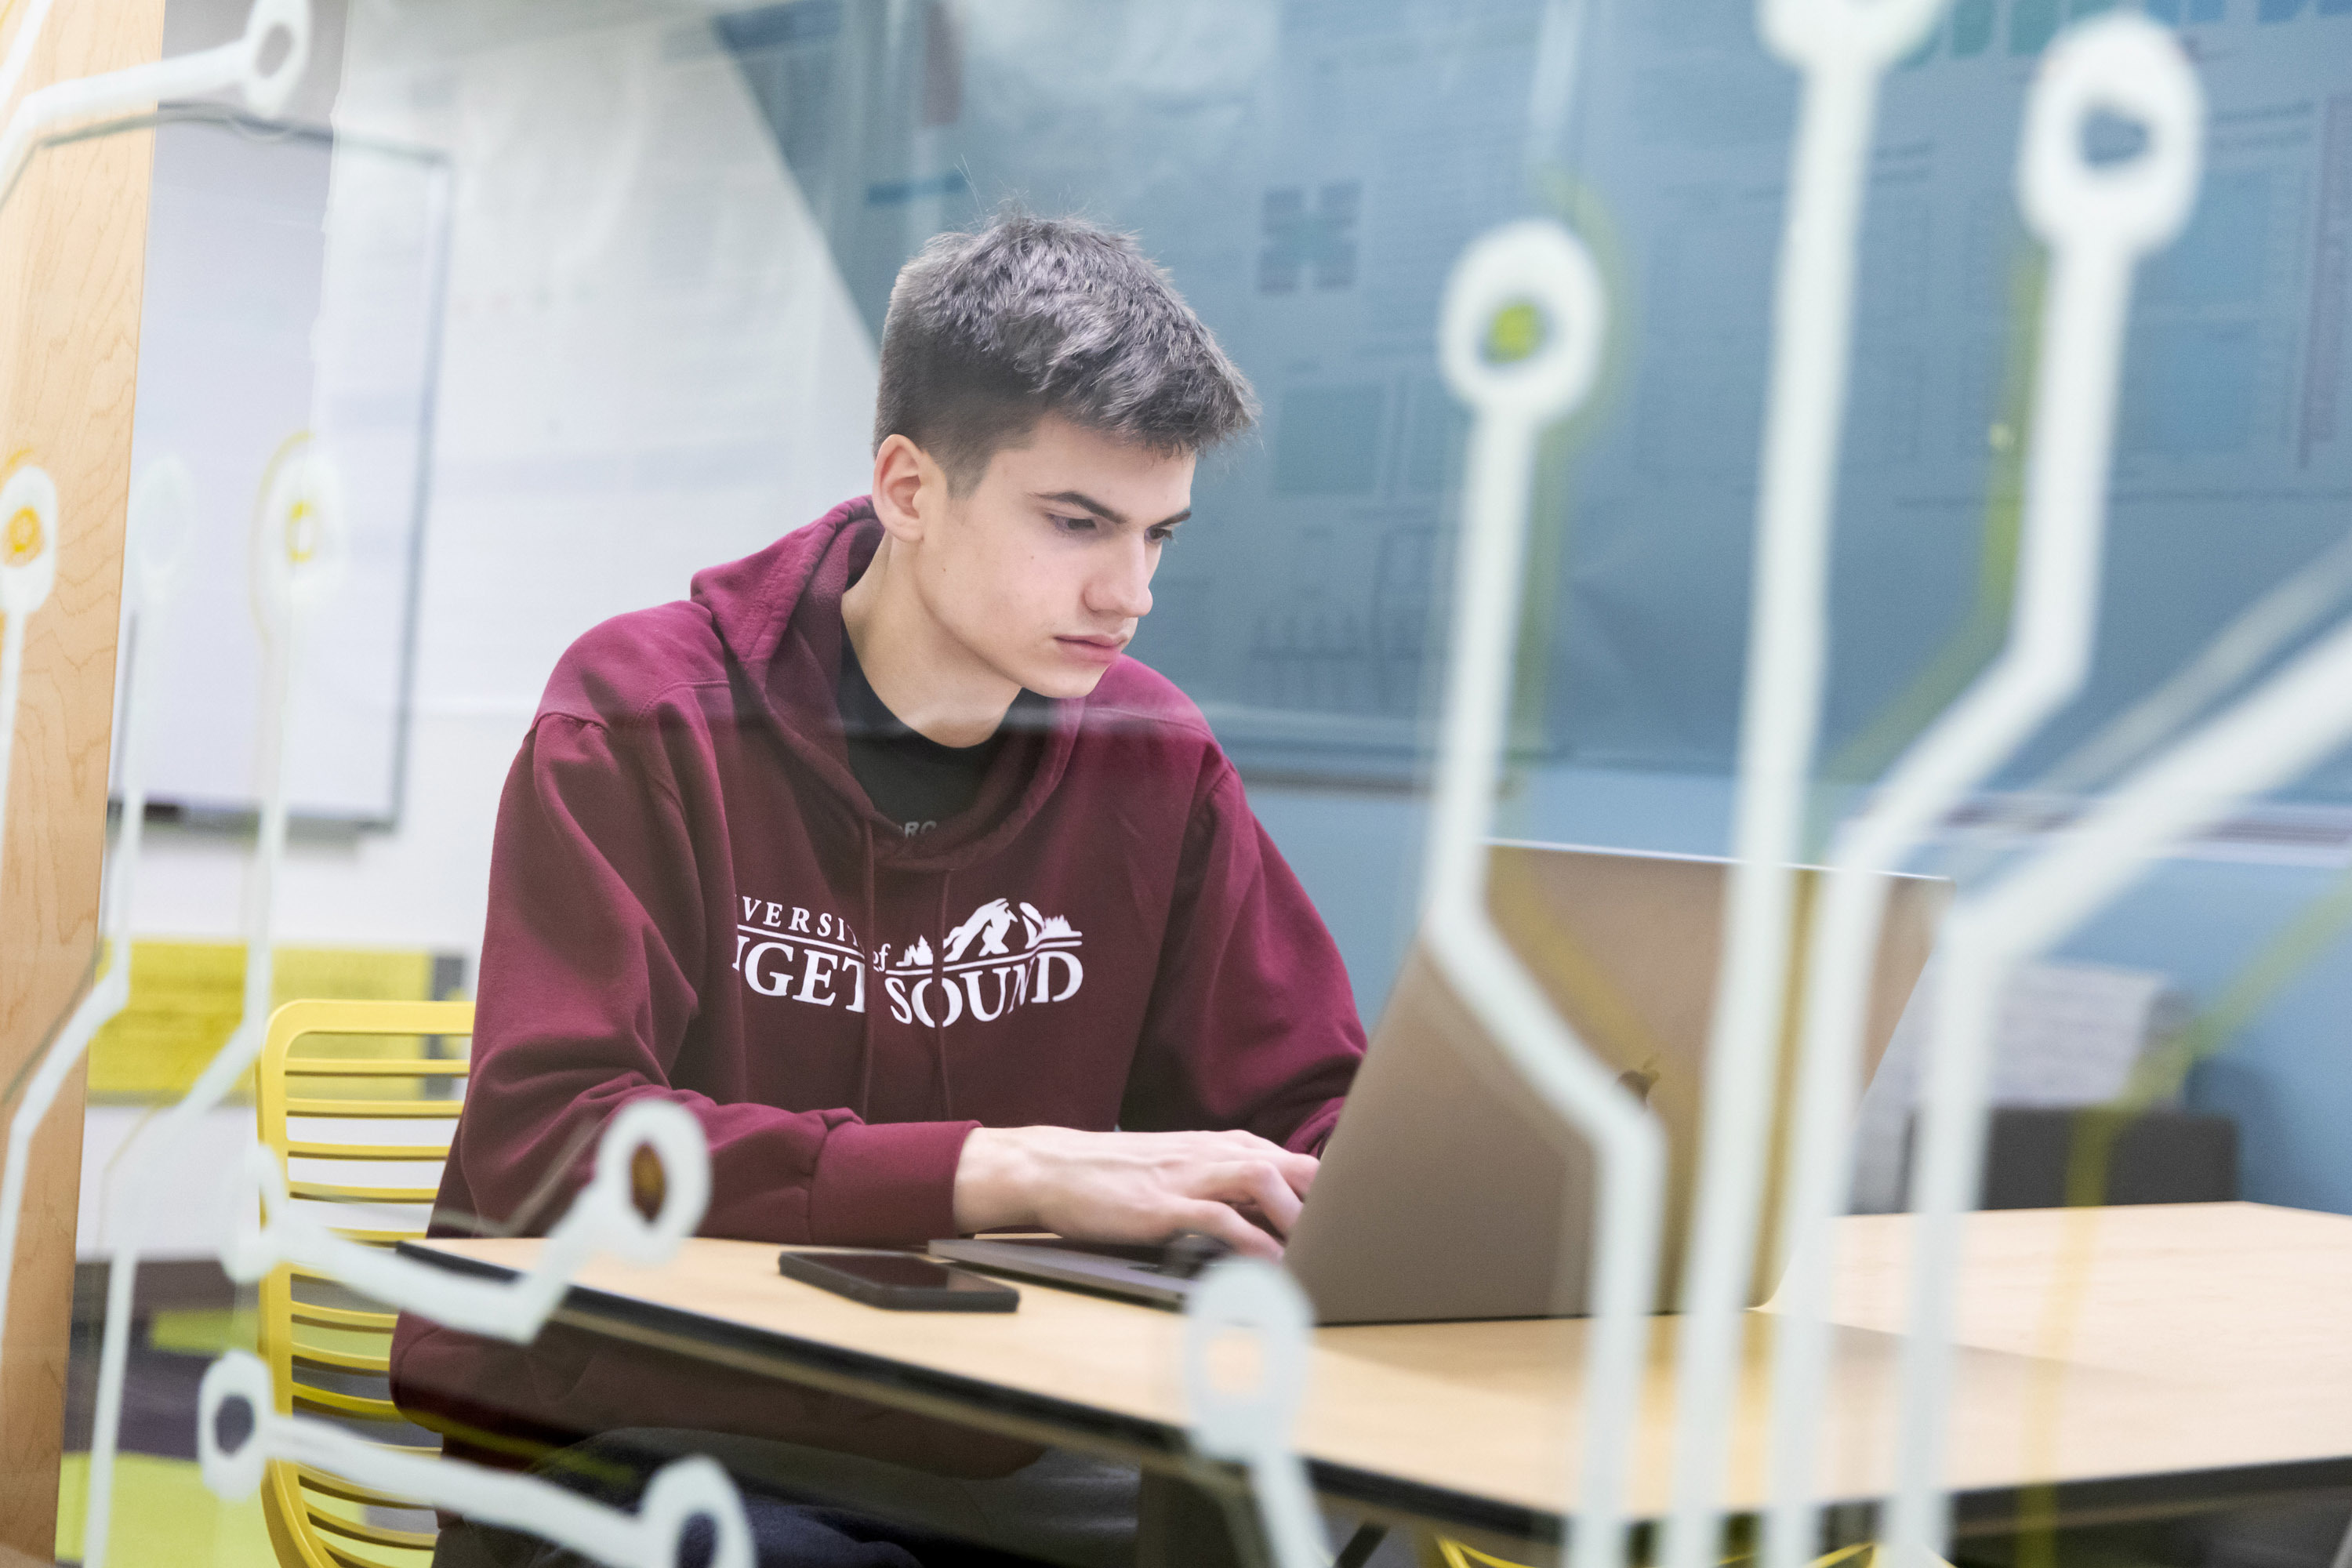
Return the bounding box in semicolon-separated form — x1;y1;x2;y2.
1286;1098;1346;1156
808;1120;980;1245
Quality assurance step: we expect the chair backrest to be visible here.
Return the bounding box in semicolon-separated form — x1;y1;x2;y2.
252;997;474;1568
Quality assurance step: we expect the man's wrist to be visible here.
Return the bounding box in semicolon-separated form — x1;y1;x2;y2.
950;1126;1035;1234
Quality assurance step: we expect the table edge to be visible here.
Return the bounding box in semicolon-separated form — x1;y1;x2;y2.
394;1239;2352;1541
394;1238;1569;1538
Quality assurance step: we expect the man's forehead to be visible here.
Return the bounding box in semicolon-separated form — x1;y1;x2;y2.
988;417;1194;521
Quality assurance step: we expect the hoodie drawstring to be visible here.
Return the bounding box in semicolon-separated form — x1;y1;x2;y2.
856;820;877;1120
859;850;957;1122
935;873;956;1120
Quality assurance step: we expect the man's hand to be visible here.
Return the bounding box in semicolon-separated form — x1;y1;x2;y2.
950;1127;1318;1260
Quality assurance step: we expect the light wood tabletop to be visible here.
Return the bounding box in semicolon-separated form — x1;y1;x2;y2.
404;1202;2352;1541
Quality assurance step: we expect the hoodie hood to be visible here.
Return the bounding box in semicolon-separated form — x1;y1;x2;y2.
689;496;1078;873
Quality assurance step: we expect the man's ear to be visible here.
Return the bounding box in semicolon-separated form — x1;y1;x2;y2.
870;434;938;543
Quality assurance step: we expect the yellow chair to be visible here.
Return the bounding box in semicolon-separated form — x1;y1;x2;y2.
252;998;474;1568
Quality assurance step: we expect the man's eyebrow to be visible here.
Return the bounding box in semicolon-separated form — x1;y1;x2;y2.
1034;491;1191;530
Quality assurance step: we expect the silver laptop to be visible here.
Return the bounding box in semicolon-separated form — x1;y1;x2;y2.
932;841;1946;1324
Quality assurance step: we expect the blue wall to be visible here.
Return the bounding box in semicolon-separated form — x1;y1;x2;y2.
1251;766;2352;1216
2065;859;2352;1214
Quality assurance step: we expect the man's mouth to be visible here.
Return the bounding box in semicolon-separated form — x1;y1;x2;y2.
1054;634;1127;664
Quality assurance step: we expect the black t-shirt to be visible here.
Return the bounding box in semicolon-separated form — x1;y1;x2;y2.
835;632;1044;838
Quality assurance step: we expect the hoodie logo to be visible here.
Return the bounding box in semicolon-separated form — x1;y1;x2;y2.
733;894;1083;1026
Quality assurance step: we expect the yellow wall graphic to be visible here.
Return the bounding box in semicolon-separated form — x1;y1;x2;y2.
85;943;450;1102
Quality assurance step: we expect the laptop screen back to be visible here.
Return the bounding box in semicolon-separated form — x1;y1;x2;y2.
1284;842;1945;1325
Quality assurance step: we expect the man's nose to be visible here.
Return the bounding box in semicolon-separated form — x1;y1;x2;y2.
1089;539;1155;620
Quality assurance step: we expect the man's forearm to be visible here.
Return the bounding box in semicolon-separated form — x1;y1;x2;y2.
949;1126;1036;1233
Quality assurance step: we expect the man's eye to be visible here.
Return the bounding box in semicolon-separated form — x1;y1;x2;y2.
1148;527;1177;545
1053;514;1096;534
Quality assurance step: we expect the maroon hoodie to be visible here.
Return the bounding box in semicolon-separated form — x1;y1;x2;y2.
391;499;1365;1472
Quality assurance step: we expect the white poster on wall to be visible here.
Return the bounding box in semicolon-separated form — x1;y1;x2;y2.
123;111;448;826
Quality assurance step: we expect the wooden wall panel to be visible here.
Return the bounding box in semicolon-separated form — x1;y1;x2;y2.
0;0;169;1558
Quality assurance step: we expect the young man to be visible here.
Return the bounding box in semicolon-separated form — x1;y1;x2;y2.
394;215;1366;1563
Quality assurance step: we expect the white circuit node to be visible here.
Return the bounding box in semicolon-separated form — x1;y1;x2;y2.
0;461;58;618
1661;5;1949;1568
0;461;60;935
1427;217;1664;1568
252;435;349;627
1183;1258;1327;1568
0;0;314;213
199;1352;756;1568
1878;16;2205;1568
0;458;196;1372
225;1097;712;1342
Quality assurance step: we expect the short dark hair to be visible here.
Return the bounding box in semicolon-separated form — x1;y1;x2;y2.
873;211;1258;491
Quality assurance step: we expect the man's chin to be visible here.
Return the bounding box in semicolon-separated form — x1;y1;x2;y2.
1022;662;1116;701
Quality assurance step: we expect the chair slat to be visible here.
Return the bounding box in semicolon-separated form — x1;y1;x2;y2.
292;1384;408;1424
285;1098;465;1119
321;1536;433;1568
292;1464;436;1511
286;1141;454;1161
307;1507;440;1550
292;1342;391;1376
291;1301;398;1331
306;1227;432;1247
289;1178;443;1204
285;1058;470;1077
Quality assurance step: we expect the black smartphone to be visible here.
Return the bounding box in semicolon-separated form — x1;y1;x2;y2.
778;1248;1020;1312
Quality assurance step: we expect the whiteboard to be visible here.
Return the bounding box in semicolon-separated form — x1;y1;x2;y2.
122;110;448;826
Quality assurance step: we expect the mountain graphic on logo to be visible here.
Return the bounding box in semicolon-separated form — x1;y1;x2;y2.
893;935;935;972
942;898;1018;963
1018;902;1080;947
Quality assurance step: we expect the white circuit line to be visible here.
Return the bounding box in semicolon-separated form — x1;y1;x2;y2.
0;0;60;118
1183;1258;1329;1568
223;1097;710;1339
1432;220;1665;1568
0;0;309;209
0;461;59;908
0;459;191;1369
1761;21;2202;1565
1940;528;2352;885
1659;5;1947;1567
1891;601;2352;1565
1524;0;1591;180
81;430;337;1568
1876;17;2205;1566
199;1351;756;1568
2027;528;2352;807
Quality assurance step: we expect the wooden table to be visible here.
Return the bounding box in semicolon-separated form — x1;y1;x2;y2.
402;1203;2352;1555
